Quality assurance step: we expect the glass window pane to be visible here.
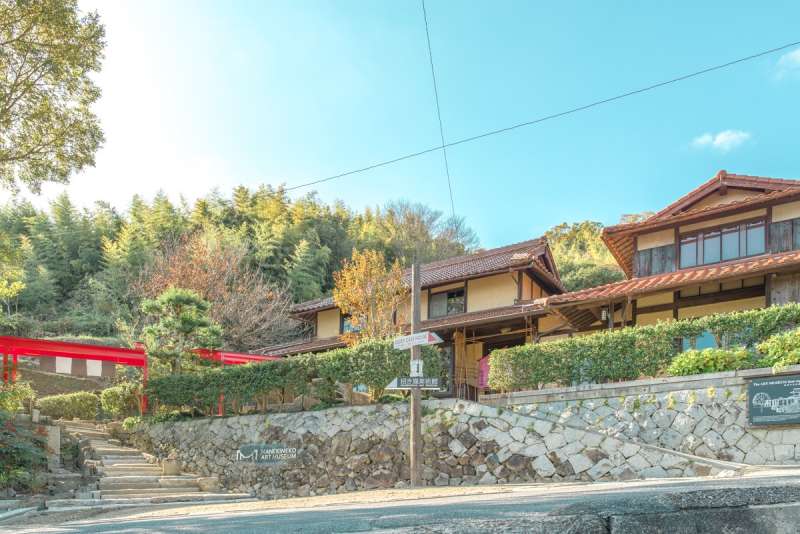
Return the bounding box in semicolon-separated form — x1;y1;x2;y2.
703;231;721;264
680;237;697;268
769;221;792;253
747;222;765;256
447;290;465;315
721;227;740;261
429;292;448;318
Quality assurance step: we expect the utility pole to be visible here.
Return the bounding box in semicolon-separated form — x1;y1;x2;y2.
409;260;422;487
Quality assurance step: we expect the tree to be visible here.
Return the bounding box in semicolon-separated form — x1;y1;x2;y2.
545;221;624;291
0;0;105;192
285;237;330;302
141;287;222;375
0;265;24;316
333;249;407;343
137;229;300;352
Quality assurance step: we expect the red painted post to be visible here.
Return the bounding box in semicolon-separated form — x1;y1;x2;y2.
11;354;17;383
141;352;149;414
2;354;7;384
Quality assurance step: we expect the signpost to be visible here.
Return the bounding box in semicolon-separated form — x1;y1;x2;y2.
748;374;800;426
386;262;445;487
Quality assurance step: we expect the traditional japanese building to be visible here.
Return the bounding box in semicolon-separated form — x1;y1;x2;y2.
264;238;571;399
546;171;800;343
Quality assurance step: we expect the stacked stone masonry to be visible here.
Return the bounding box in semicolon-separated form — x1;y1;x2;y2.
133;400;736;500
501;383;800;466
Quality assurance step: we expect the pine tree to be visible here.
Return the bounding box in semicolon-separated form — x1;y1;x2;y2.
285;238;331;302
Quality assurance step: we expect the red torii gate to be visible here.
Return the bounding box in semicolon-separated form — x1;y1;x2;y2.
0;336;281;414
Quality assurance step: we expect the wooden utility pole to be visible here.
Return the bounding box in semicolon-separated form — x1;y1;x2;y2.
409;261;422;487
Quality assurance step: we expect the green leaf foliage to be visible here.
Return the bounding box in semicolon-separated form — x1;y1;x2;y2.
0;381;35;413
145;339;442;413
100;382;139;418
489;303;800;390
0;410;47;492
0;0;106;192
666;348;755;376
757;328;800;371
37;391;99;420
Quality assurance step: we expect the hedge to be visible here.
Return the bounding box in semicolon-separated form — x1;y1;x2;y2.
100;383;140;418
489;303;800;391
145;338;443;412
37;391;99;420
666;347;755;376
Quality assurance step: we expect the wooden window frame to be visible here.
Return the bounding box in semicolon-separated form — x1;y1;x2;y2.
427;285;467;319
678;216;766;268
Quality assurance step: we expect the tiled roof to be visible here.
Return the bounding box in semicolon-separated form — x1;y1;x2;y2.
263;336;346;357
420;302;546;331
603;171;800;278
290;237;561;314
547;249;800;306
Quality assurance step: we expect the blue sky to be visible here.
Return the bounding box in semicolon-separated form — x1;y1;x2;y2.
19;1;800;248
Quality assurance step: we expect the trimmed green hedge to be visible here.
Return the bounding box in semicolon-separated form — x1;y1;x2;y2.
757;327;800;370
145;338;443;412
666;347;755;376
100;383;140;418
489;303;800;390
37;391;99;420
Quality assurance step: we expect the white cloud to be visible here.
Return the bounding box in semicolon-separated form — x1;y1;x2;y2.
691;130;751;152
777;49;800;79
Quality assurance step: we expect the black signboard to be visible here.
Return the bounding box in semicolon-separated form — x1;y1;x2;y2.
748;374;800;426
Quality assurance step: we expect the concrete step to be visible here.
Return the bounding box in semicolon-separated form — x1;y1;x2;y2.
100;486;202;497
100;457;149;465
94;448;142;457
99;475;200;490
47;493;253;507
100;468;163;476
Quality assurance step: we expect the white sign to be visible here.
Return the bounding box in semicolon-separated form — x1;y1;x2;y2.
410;359;423;378
386;376;442;390
393;331;443;350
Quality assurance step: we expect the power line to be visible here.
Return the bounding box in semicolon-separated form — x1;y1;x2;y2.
284;39;800;192
421;0;455;218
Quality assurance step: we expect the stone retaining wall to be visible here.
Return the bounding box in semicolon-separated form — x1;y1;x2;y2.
482;366;800;466
132;400;733;499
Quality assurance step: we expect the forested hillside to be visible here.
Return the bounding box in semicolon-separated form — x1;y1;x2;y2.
0;186;477;350
545;221;625;291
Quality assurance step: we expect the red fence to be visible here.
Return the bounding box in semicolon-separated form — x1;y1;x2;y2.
0;336;282;414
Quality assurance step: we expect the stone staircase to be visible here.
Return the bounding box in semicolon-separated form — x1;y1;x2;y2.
50;420;252;508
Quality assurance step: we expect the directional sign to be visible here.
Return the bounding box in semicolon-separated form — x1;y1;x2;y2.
393;331;443;350
410;359;423;378
386;376;442;390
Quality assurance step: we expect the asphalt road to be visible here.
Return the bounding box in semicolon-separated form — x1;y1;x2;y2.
8;471;800;534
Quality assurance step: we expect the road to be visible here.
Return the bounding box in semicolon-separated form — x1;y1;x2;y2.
7;470;800;533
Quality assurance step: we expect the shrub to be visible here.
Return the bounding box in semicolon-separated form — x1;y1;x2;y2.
0;382;35;413
0;410;47;492
489;303;800;390
100;383;140;419
37;391;99;420
145;338;443;413
121;416;142;431
757;328;800;370
666;347;754;376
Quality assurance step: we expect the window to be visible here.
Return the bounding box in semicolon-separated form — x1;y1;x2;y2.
681;330;718;351
680;236;698;268
703;230;721;264
429;288;465;318
679;219;766;269
635;244;675;276
721;226;739;260
746;221;765;256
